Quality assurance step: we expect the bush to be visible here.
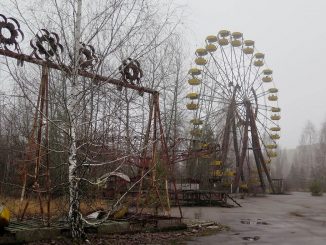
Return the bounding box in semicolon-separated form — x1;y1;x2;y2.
309;180;323;196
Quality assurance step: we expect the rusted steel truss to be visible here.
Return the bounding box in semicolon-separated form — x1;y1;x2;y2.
218;89;275;193
0;13;181;222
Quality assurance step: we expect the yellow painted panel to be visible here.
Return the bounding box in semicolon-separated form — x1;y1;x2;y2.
188;68;201;75
196;48;208;56
218;30;230;37
188;78;201;86
218;38;229;46
206;35;218;43
244;40;255;46
243;47;254;54
195;57;207;66
186;103;199;110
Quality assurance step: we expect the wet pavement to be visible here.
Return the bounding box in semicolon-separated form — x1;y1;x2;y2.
174;192;326;245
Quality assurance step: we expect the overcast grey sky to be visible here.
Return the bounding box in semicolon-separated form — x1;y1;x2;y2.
1;0;326;148
175;0;326;148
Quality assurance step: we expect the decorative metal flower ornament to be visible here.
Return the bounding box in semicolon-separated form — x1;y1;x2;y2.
0;14;24;52
119;58;143;85
30;29;63;60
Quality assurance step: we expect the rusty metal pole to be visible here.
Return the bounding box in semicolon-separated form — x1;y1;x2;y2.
248;104;267;193
220;87;238;165
136;94;154;212
44;65;51;226
233;112;249;192
1;13;180;224
0;49;157;95
155;93;182;218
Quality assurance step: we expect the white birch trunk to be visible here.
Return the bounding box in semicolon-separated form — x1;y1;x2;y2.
68;0;83;239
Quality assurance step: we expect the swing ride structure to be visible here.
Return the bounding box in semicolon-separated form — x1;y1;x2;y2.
0;13;182;230
186;30;281;193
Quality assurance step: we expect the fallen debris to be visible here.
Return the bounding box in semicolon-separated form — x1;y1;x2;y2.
26;220;227;245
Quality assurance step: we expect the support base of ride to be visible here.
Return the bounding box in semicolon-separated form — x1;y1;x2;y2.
170;190;241;208
0;215;186;244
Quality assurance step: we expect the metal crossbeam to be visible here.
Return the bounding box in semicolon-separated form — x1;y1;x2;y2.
0;49;157;95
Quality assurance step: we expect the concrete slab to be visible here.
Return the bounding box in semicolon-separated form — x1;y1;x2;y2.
15;227;61;243
172;192;326;245
97;221;130;234
0;217;187;243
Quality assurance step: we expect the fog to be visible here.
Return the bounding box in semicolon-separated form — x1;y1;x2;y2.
1;0;326;148
175;0;326;148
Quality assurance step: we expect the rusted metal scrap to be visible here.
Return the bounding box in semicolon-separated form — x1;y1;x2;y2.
0;14;24;52
30;29;63;60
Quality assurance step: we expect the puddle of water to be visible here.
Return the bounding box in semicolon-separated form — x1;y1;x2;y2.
256;219;269;225
241;219;251;224
242;236;260;241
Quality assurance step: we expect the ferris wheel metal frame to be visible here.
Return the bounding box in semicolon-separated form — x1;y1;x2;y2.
186;30;281;193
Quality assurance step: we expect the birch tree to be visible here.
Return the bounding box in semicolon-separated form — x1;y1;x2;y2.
1;0;186;239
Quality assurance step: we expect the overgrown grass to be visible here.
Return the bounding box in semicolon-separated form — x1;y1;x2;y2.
0;196;109;220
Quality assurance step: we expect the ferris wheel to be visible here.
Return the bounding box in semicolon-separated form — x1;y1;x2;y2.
186;30;281;193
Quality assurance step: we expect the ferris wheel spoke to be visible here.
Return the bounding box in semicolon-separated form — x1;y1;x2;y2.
208;106;227;116
193;72;209;121
200;95;230;111
242;56;254;94
220;46;239;85
199;96;231;107
219;47;232;86
229;44;234;88
242;51;247;90
240;45;247;91
205;72;231;98
243;59;262;97
231;45;246;91
206;110;225;127
254;90;270;99
236;105;247;123
202;65;230;94
248;93;267;106
258;128;276;164
256;109;280;128
255;103;273;110
232;45;246;85
197;96;228;121
245;65;262;95
201;75;229;100
207;51;233;92
251;77;264;94
205;83;222;122
255;116;278;146
200;91;230;101
257;130;274;155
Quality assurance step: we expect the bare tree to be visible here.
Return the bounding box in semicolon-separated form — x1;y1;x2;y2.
1;0;186;239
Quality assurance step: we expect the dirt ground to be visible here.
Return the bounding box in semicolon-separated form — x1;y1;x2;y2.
28;223;226;245
13;192;326;244
177;192;326;245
